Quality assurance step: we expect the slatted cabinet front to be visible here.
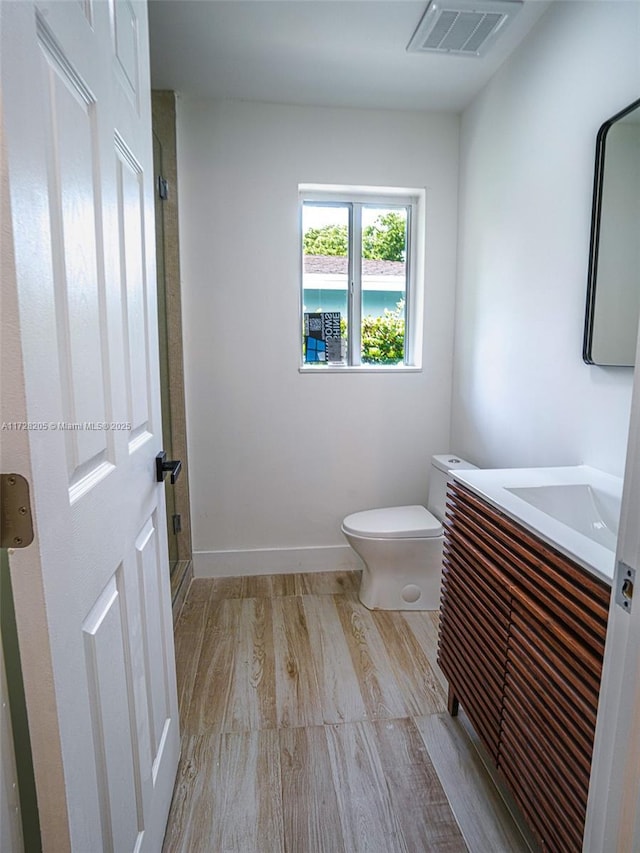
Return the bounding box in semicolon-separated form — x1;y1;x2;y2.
438;483;610;853
438;495;511;761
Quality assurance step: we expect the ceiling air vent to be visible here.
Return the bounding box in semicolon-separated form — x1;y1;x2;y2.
407;0;522;57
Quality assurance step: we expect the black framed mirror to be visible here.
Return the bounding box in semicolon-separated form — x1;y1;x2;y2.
583;97;640;366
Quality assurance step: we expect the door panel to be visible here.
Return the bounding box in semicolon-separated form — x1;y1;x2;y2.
1;1;179;850
114;0;141;108
38;23;114;490
135;513;173;765
82;572;141;853
116;139;152;445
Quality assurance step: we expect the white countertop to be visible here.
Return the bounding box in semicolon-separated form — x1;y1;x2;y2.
452;465;622;585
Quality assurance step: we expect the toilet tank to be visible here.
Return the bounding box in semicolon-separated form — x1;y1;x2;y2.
427;454;477;521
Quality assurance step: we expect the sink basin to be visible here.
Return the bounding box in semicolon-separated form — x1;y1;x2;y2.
505;484;619;550
452;465;623;582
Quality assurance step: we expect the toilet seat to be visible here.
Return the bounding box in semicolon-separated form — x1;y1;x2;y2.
342;505;443;539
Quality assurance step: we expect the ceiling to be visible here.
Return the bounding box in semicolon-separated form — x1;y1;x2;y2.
148;0;552;113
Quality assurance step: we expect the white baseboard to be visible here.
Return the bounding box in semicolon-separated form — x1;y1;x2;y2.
193;545;363;578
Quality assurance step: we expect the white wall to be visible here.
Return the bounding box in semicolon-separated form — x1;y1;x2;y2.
177;100;460;574
452;1;640;477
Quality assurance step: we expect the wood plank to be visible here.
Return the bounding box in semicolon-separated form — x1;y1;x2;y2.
301;594;368;725
182;578;214;607
173;605;207;722
273;595;324;728
243;574;276;598
269;574;303;596
173;580;214;722
333;594;407;720
372;718;467;852
163;729;284;853
162;734;217;853
214;728;284;852
225;597;277;733
324;721;408;853
183;597;277;735
414;714;533;853
371;610;447;715
269;571;361;597
302;570;361;596
279;726;346;853
175;586;211;635
208;575;274;600
181;598;237;736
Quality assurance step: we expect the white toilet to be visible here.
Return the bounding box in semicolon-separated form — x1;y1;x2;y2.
341;454;477;610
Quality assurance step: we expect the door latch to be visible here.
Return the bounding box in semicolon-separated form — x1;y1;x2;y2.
156;452;182;484
1;473;34;548
615;561;635;613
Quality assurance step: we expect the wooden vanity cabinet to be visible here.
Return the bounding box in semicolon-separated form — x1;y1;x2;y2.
438;497;511;761
438;482;610;853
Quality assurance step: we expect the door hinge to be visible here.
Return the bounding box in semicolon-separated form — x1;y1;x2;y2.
172;514;182;535
1;473;34;549
158;176;169;201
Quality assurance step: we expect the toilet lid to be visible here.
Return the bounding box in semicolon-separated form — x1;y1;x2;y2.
342;505;443;539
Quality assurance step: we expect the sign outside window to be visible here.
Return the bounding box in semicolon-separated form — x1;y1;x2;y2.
304;312;342;363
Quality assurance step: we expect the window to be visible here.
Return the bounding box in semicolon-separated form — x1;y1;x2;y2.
300;186;424;370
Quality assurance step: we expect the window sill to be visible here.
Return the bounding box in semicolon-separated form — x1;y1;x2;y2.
299;364;422;374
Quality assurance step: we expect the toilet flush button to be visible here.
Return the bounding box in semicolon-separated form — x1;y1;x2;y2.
402;584;422;603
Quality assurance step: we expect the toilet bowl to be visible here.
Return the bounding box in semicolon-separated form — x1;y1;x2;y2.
341;455;477;610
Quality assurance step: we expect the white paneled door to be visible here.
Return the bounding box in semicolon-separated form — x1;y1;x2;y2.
1;2;179;851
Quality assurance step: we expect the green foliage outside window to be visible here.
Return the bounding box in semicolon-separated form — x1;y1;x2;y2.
362;302;405;364
303;212;406;262
362;213;406;262
337;302;405;365
303;224;348;257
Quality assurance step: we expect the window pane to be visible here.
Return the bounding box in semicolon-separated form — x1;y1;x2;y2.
361;206;407;364
302;203;348;363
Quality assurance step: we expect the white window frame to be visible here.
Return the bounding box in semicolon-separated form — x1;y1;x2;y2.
299;184;425;373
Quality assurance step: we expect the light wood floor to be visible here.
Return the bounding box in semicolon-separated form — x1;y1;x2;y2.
163;571;536;853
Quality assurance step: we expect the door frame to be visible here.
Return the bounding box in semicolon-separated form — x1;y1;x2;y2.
151;90;193;620
584;329;640;849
